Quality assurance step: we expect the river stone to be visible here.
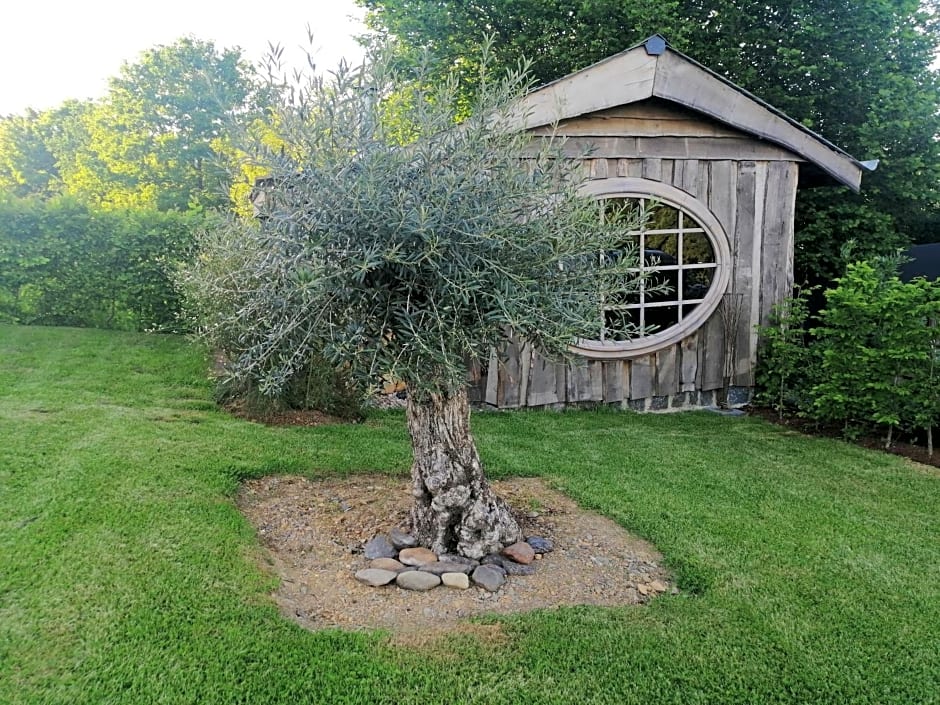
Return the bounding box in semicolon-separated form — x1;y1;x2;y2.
396;570;441;591
398;547;438;566
419;561;474;576
472;564;506;592
439;554;480;568
363;535;397;560
389;527;418;550
480;553;506;568
502;541;536;565
500;559;536;576
354;568;398;587
441;572;470;589
370;557;406;572
525;536;554;554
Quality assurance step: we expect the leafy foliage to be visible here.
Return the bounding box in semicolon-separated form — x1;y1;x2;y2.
180;44;649;400
360;0;940;282
812;257;940;446
0;38;262;211
0;195;199;330
754;284;818;417
758;256;940;451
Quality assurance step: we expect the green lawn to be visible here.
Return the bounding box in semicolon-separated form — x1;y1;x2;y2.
1;324;938;704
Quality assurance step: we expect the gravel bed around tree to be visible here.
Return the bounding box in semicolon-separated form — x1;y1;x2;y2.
237;474;674;642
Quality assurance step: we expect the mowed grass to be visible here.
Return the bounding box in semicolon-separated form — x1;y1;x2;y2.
1;324;938;704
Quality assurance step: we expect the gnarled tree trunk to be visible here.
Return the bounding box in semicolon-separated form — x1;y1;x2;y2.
407;388;522;559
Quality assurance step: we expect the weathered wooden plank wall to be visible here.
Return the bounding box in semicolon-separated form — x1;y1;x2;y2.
481;102;800;410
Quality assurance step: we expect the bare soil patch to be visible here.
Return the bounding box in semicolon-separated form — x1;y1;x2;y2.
237;474;673;642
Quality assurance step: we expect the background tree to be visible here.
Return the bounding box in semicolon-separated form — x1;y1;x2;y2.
76;37;259;210
0;111;60;198
0;38;262;211
359;0;940;283
180;46;649;558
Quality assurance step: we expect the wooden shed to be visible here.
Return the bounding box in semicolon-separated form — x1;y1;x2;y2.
470;35;869;411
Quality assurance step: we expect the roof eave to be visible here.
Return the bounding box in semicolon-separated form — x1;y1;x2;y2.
513;36;864;192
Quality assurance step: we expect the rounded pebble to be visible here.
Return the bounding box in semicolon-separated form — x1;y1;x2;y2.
472;564;506;592
370;557;406;572
502;541;536;565
396;570;441;591
441;572;471;589
363;535;397;559
398;547;438;566
354;568;398;587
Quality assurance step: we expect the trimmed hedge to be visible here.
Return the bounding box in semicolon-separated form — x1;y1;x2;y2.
0;195;201;330
757;258;940;452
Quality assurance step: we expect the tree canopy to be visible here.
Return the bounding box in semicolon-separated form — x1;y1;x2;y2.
0;37;261;211
179;46;650;556
360;0;940;281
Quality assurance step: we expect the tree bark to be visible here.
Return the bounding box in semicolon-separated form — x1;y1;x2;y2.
406;388;522;559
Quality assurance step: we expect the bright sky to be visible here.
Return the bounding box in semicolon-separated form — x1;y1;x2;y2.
0;0;368;116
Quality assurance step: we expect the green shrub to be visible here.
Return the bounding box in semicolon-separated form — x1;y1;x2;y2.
812;257;940;449
215;352;365;421
0;194;200;330
756;259;940;454
754;285;818;417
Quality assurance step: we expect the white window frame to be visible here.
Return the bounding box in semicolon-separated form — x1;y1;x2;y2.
572;177;732;360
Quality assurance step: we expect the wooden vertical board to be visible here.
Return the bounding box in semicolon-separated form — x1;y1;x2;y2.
655;345;679;396
485;347;499;406
466;356;484;403
589;360;605;399
526;348;562;407
705;160;737;393
696;314;726;391
566;359;596;402
680;333;699;392
759;162;798;326
660;159;675;185
732;161;759;385
590;158;609;179
749;162;768;380
603;360;626;404
678;158;704;198
642;158;663;181
707;160;737;242
671;159;686;189
617;158;644;177
629;354;655;400
518;343;532;407
497;336;523;408
653;345;679;397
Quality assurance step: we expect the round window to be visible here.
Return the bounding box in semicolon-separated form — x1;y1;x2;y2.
574;178;731;359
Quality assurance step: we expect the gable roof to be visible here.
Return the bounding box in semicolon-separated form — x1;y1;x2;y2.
512;36;867;191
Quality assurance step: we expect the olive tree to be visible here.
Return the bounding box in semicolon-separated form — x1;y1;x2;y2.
181;45;647;559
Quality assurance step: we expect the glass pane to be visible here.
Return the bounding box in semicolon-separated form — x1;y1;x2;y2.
606;287;641;307
603;198;639;227
683;231;715;264
645;233;679;262
643;305;680;334
648;203;679;230
683;267;715;300
602;235;640;266
646;270;679;303
603;309;638;341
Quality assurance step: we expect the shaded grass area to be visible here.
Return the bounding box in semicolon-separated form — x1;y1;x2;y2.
1;324;938;704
